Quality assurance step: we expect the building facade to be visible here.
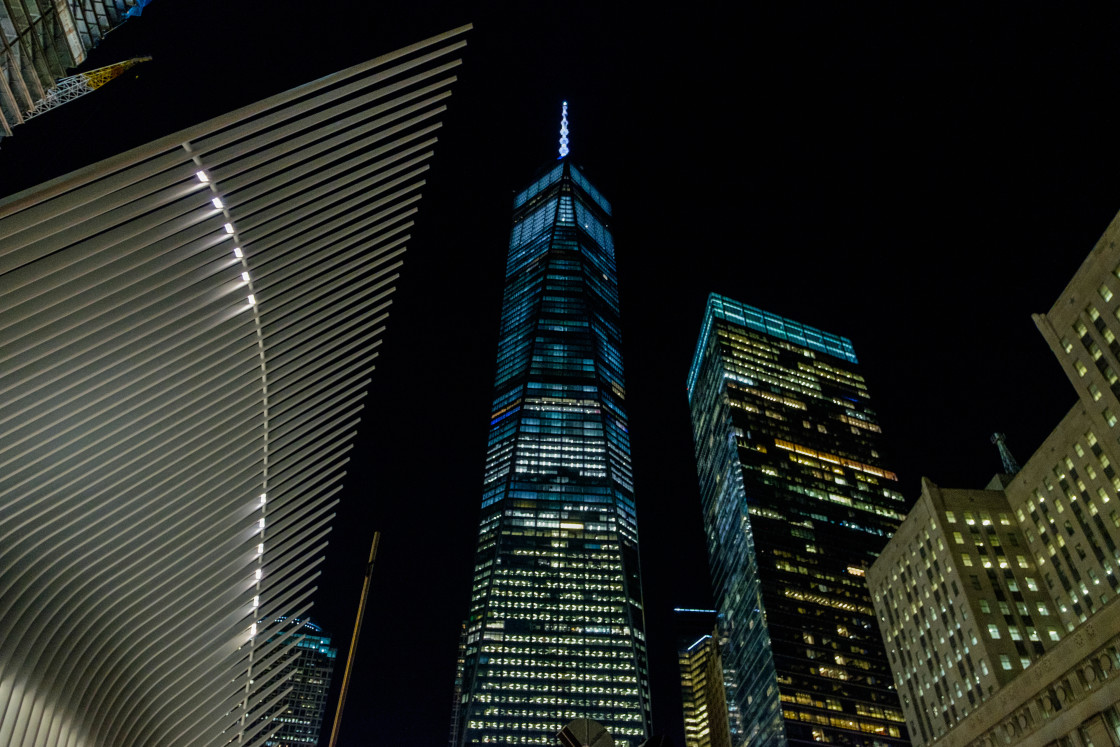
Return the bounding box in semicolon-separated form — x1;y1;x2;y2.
686;294;910;746
0;27;467;747
868;208;1120;747
261;618;337;747
454;152;651;745
676;608;733;747
868;480;1060;744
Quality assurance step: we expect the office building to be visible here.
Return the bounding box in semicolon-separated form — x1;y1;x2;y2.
869;209;1120;747
686;294;910;746
0;26;467;747
676;609;732;747
454;109;651;746
260;618;337;747
868;480;1060;744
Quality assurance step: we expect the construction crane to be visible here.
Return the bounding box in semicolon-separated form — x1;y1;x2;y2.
23;56;152;122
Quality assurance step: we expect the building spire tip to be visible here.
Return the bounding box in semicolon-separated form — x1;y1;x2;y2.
558;101;569;159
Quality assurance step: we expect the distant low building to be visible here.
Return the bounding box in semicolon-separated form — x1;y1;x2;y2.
675;609;731;747
869;208;1120;747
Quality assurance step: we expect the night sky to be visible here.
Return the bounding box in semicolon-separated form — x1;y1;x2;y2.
5;3;1120;745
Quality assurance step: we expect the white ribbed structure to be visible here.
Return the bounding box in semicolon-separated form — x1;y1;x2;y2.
0;25;468;747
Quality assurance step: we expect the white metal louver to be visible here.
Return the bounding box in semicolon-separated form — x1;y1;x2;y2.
0;23;469;747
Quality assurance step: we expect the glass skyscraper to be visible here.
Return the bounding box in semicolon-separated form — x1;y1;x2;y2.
454;146;650;745
261;618;337;746
687;295;910;747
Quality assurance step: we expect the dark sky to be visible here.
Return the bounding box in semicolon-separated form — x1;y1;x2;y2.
5;3;1120;745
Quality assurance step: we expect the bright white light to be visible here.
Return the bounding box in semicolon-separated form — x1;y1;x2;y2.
258;518;265;529
252;595;259;608
241;272;250;284
196;171;209;183
233;247;243;258
250;622;257;636
257;543;264;556
558;101;569;158
255;568;262;580
223;223;234;234
247;294;256;305
212;197;224;209
260;493;267;504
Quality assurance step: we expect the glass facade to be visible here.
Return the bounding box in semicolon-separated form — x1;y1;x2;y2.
687;295;910;747
455;160;650;746
260;618;337;746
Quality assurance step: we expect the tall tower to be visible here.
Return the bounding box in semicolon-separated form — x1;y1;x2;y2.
455;105;651;746
686;294;910;747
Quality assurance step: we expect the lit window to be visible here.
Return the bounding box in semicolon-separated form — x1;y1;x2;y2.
1000;655;1013;670
1100;285;1114;302
987;624;1000;639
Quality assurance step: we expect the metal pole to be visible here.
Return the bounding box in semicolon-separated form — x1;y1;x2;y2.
328;530;381;747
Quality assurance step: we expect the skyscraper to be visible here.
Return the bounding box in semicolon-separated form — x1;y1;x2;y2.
0;27;467;747
686;295;910;746
261;618;338;747
454;105;651;746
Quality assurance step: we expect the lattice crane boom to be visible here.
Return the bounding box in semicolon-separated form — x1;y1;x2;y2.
24;57;152;121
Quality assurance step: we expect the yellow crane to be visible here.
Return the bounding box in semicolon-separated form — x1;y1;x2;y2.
24;56;152;121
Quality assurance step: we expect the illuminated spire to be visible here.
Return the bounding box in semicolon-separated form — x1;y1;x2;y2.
558;100;569;159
